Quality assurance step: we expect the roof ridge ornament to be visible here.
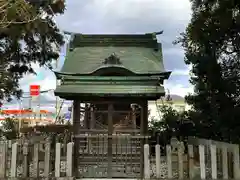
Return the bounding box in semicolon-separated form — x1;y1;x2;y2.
103;53;122;65
151;30;164;40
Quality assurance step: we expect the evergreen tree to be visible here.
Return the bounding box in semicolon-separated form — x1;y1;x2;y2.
175;0;240;142
0;0;65;102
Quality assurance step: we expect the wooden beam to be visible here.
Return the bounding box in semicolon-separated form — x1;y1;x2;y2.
140;100;148;178
72;100;80;177
73;100;80;128
90;107;95;129
107;103;113;178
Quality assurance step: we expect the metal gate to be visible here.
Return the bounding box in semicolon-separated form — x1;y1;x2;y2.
76;132;145;178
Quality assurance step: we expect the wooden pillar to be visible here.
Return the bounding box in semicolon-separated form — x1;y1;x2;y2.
86;106;95;151
73;100;80;177
73;100;81;127
84;104;89;129
90;106;95;129
140;100;148;178
107;103;113;178
131;104;137;130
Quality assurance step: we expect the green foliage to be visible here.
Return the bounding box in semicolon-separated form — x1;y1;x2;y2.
0;117;19;140
174;0;240;143
148;104;222;142
149;105;179;133
149;105;195;141
0;0;65;102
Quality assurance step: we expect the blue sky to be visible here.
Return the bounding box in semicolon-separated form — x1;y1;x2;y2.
3;0;193;110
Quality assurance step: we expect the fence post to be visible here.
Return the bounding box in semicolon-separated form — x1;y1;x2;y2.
188;144;194;179
199;144;206;179
10;142;18;177
210;144;217;179
55;143;61;177
221;144;228;179
178;142;184;179
155;143;161;178
33;143;39;178
66;142;74;177
44;141;51;177
22;142;29;177
166;145;172;179
8;140;12;148
144;144;150;179
233;144;240;179
0;141;6;178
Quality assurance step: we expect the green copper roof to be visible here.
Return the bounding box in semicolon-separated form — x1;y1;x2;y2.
61;46;164;74
58;33;166;75
54;33;169;100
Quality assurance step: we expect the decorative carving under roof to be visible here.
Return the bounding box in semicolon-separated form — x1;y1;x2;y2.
103;53;122;65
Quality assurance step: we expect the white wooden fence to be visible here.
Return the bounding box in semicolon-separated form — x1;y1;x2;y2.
144;141;240;179
0;141;74;178
0;139;239;179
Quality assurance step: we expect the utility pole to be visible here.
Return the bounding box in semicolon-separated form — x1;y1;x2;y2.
18;99;23;137
55;57;60;122
29;85;40;126
38;94;41;123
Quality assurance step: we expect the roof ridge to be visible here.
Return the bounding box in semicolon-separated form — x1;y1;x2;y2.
69;34;159;49
72;34;156;41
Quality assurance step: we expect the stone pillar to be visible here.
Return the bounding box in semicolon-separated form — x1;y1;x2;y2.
72;100;80;177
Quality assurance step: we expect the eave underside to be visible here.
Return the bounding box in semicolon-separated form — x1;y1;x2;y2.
54;76;166;100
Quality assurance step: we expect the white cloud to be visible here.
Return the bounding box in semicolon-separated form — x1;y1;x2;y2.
19;62;57;92
164;48;185;58
91;0;191;21
170;66;192;76
165;81;194;97
56;0;191;33
171;70;189;76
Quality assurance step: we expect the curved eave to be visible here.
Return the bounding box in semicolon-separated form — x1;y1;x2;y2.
55;92;165;101
54;71;171;80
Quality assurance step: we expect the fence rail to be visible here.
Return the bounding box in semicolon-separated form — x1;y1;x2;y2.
0;138;239;179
